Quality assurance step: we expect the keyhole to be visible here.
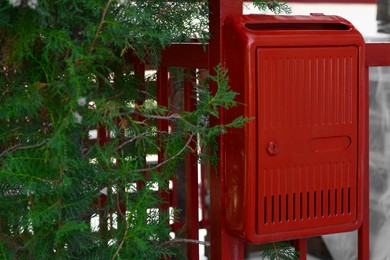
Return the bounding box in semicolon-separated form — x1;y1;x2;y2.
267;141;280;156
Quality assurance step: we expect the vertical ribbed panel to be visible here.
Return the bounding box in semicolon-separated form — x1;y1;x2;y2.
260;47;356;129
256;47;358;235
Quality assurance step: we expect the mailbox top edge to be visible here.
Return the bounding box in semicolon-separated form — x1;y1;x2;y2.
224;14;360;34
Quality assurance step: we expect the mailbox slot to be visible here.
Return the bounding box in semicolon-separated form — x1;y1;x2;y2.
245;23;351;31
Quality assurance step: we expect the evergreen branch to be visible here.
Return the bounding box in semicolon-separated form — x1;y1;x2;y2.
252;0;292;14
128;111;196;128
129;111;182;121
0;139;50;157
137;132;194;172
0;87;10;100
162;238;210;247
116;130;169;151
89;0;113;55
274;242;280;259
111;193;129;260
111;223;128;260
0;63;11;84
0;1;245;258
0;170;58;184
112;184;151;259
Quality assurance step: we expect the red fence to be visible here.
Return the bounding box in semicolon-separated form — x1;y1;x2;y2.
130;1;390;259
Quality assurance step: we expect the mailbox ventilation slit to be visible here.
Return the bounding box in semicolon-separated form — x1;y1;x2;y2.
314;191;317;218
286;195;289;221
264;197;267;224
272;195;275;223
341;188;344;214
293;193;296;220
335;189;338;215
300;193;303;220
279;195;282;222
348;188;351;214
321;191;324;217
307;192;310;219
328;189;331;216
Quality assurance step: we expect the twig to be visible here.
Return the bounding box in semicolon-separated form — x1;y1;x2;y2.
0;138;49;157
128;110;195;129
137;133;194;172
111;194;129;260
116;130;169;151
129;110;182;121
89;0;113;56
162;238;210;247
274;242;280;260
0;63;11;84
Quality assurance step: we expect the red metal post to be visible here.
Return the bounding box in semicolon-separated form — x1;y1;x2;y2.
157;66;171;212
294;239;307;260
198;69;210;230
184;69;199;260
209;0;245;259
358;65;370;260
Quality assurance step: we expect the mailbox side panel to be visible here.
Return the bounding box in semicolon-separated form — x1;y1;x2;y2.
223;18;251;236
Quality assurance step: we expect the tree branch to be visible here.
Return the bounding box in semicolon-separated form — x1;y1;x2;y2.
89;0;113;56
162;238;210;247
111;198;129;260
137;133;194;172
116;130;169;151
129;111;182;121
0;138;50;157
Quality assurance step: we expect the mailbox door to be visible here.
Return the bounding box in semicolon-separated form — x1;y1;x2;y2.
256;46;359;235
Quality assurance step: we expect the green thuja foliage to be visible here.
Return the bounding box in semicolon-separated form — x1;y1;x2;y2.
258;242;300;260
0;0;219;259
0;0;297;259
253;0;292;14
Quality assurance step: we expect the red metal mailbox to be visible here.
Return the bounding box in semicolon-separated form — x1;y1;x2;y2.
223;14;367;243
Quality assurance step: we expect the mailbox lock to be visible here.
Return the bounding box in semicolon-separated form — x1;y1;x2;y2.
266;141;280;156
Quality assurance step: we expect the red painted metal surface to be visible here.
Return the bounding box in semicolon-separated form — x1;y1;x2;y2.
161;43;208;69
223;14;367;243
209;0;246;259
365;43;390;67
198;69;211;230
184;69;199;260
358;67;370;260
157;66;171;221
294;239;307;260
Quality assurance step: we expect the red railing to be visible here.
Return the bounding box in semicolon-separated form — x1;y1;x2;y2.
126;1;390;260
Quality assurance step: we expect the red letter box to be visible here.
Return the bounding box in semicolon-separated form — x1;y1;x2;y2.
223;14;367;243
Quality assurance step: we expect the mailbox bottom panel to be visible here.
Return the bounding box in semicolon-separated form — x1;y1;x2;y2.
256;161;359;236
